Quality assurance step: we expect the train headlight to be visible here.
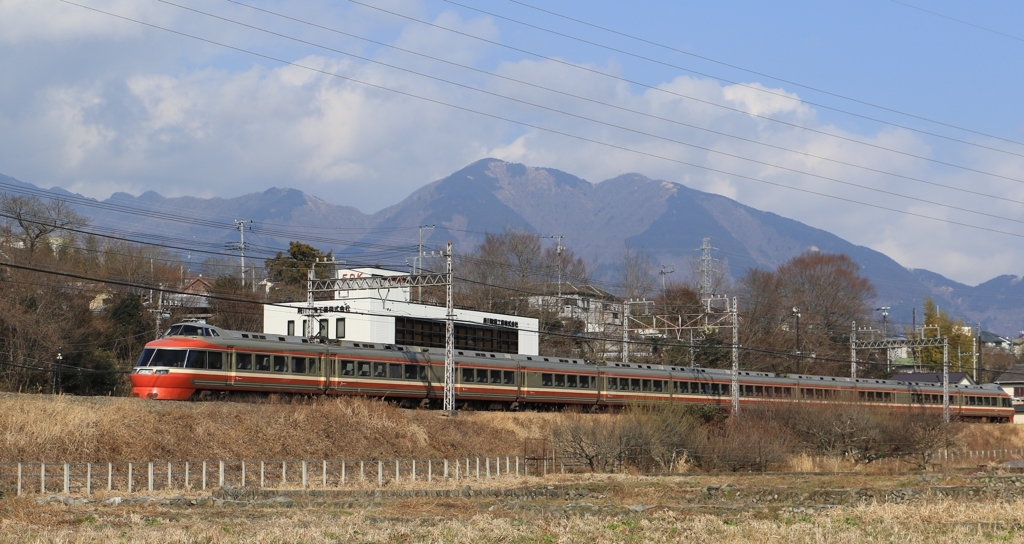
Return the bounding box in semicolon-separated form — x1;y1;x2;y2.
138;369;153;375
155;369;169;375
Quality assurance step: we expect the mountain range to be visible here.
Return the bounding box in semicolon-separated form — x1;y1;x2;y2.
2;158;1022;335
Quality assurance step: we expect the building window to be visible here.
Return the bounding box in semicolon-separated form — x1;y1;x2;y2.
336;318;346;339
287;320;295;336
394;317;518;354
318;319;328;340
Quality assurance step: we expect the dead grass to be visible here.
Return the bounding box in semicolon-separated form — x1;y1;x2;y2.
4;493;1024;543
0;394;552;463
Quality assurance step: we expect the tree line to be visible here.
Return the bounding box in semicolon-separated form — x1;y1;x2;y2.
0;195;1014;395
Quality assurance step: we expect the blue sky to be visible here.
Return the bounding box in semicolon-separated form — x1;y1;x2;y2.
1;0;1023;284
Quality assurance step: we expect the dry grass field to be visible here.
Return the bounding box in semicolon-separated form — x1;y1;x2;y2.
6;472;1024;542
6;393;1024;542
0;393;557;463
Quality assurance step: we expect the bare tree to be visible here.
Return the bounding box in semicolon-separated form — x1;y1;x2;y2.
0;195;87;256
618;247;655;300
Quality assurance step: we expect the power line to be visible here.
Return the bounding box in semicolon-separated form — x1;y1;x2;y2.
218;1;1024;210
335;0;1024;175
491;0;1024;148
51;1;1024;242
889;0;1024;44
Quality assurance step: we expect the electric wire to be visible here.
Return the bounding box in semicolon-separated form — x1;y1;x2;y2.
481;0;1024;147
336;0;1024;176
889;0;1024;44
48;1;1024;242
214;0;1024;210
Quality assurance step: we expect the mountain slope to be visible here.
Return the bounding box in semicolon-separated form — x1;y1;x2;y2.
1;160;1021;334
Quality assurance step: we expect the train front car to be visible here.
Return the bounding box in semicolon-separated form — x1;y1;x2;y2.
130;323;226;400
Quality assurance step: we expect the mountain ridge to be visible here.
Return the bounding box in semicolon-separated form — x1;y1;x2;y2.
1;160;1022;334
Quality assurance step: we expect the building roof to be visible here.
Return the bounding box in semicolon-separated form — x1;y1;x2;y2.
891;372;975;385
980;330;1011;344
996;364;1024;384
526;282;618;300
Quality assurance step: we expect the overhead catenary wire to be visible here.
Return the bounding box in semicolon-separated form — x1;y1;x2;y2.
179;0;1024;210
47;1;1024;243
334;0;1024;175
480;0;1024;148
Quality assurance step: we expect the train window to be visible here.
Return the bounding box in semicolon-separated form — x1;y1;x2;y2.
208;352;223;370
476;369;488;383
567;375;578;388
579;375;590;389
607;377;618;390
272;356;286;372
255;355;270;372
341;361;355;376
985;397;993;406
1005;398;1012;407
641;379;651;392
461;369;474;383
134;349;155;367
504;371;515;385
742;385;752;397
754;386;764;396
489;370;501;384
722;384;730;395
236;353;252;371
150;349;188;368
374;363;387;378
968;396;976;406
653;380;662;393
388;364;402;379
184;351;206;369
709;383;720;395
542;373;553;387
692;382;702;394
631;379;641;392
555;374;566;388
309;360;319;374
405;365;420;380
292;357;306;374
358;362;371;376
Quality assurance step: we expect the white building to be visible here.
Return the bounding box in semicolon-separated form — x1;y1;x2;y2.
264;267;539;355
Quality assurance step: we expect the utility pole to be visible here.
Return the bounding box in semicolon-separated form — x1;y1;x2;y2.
876;306;890;372
52;352;62;395
234;219;252;287
792;307;801;354
659;265;675;298
943;340;950;423
417;225;435;303
850;321;857;378
444;241;455;415
622;301;630;365
731;297;739;415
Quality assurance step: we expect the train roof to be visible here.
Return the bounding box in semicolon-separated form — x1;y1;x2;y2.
157;323;1007;393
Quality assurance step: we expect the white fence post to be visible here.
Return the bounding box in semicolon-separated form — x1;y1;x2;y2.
127;463;132;494
202;461;207;491
378;461;383;487
260;461;265;488
41;463;45;494
412;460;416;482
108;463;112;491
168;462;173;490
185;462;190;489
241;461;246;487
322;461;327;488
86;463;91;495
342;461;346;485
219;461;225;488
63;463;69;494
148;462;154;492
428;460;432;483
17;463;22;496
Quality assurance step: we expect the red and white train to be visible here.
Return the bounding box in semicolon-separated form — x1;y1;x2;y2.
129;323;1013;421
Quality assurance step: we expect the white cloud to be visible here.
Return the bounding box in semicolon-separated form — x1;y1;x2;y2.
1;0;1023;285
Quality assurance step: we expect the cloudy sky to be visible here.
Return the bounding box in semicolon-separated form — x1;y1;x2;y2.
2;0;1024;285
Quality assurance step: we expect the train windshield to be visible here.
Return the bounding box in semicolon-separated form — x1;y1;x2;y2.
134;349;155;367
136;349;188;367
165;324;220;337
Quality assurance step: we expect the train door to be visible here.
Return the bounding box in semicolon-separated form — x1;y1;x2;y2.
320;352;330;393
227;348;238;386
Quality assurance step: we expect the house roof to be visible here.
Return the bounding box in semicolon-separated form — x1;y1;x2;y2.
891;372;974;385
182;276;215;295
527;282;618;300
980;330;1010;344
996;364;1024;384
